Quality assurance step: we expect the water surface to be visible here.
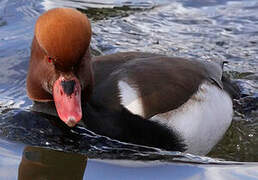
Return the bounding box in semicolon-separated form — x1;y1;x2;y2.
0;0;257;178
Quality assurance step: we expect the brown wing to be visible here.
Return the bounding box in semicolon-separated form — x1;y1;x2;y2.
90;53;223;118
91;52;164;85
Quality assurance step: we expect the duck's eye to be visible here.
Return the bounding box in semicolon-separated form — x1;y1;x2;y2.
48;56;52;63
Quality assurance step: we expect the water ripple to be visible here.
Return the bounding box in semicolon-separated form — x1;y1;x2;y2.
0;0;257;162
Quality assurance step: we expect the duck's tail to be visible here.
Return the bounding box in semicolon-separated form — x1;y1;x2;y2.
222;72;241;100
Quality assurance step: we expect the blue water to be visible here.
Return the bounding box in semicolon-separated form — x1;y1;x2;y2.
0;0;257;179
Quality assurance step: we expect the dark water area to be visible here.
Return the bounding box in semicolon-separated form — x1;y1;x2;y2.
0;0;258;179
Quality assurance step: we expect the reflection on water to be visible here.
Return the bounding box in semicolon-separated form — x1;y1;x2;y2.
18;146;87;180
0;0;257;168
1;142;256;180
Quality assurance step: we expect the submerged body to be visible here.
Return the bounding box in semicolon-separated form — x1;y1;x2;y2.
27;8;239;155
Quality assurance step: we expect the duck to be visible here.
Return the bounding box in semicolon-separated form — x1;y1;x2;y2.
27;8;239;155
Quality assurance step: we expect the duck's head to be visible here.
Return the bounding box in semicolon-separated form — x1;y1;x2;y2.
27;8;92;127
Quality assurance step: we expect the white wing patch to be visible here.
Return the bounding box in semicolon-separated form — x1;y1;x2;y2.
118;80;145;117
151;81;233;155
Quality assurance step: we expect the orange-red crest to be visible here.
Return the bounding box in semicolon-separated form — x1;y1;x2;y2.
35;8;92;71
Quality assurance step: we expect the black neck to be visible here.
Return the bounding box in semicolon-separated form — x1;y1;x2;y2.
83;103;186;152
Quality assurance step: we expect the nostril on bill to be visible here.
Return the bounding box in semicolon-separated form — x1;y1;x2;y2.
61;80;76;96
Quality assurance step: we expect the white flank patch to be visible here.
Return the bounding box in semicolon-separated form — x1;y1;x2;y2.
151;81;233;155
118;80;144;117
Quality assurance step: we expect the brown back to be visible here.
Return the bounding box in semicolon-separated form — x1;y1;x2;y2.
91;52;223;118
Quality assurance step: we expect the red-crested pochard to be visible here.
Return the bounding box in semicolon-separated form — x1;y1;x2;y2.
27;8;239;155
